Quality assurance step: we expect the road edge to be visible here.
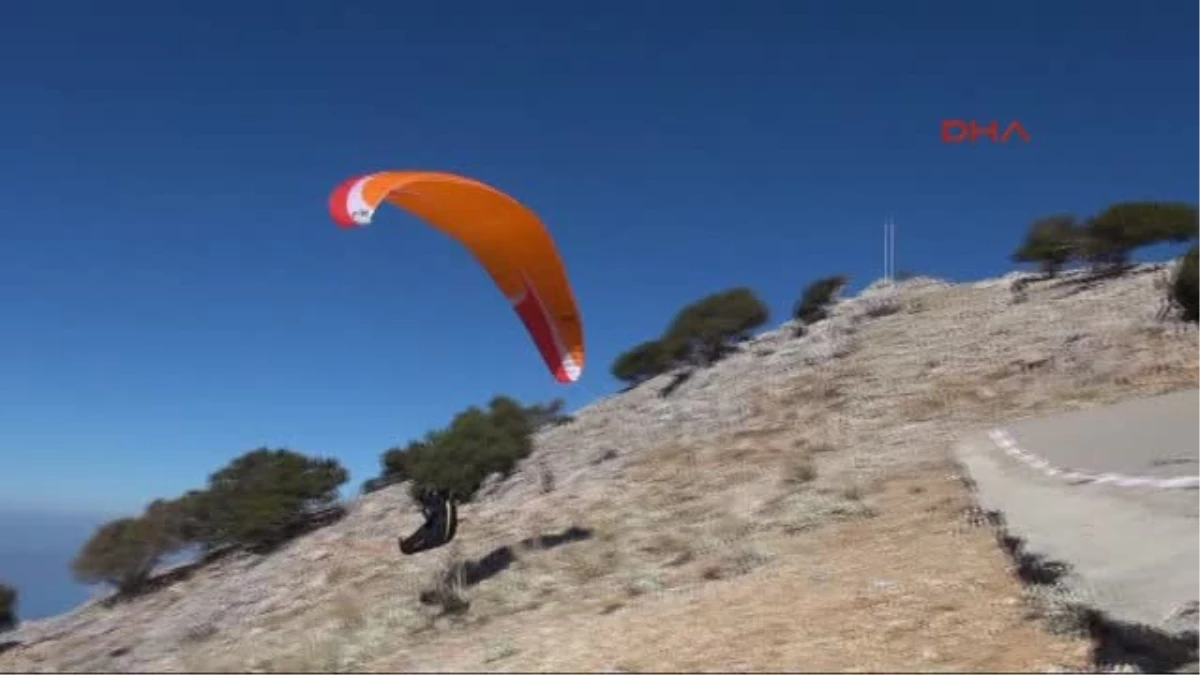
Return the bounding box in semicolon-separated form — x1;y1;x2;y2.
953;436;1200;673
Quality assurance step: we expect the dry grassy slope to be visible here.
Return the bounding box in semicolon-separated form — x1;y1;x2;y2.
2;264;1196;673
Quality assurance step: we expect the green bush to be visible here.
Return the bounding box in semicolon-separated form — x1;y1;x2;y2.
364;396;563;503
793;275;849;326
361;434;439;495
660;287;770;367
70;449;350;591
523;398;574;430
360;476;392;495
1011;214;1081;277
71;496;197;594
197;448;348;551
161;489;225;551
0;584;15;632
71;490;230;595
1080;201;1197;270
71;506;181;595
401;396;539;502
611;339;671;385
1172;244;1198;322
610;287;770;382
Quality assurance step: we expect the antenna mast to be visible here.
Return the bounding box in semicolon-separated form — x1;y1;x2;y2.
883;213;896;285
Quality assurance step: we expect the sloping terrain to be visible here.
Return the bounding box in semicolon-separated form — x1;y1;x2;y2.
2;264;1195;673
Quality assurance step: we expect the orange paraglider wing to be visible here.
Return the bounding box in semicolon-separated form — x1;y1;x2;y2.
329;171;585;384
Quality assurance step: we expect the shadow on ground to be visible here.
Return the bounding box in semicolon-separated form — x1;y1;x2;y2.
418;526;593;607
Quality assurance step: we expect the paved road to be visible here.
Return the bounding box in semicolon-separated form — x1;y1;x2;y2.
955;388;1199;639
1005;388;1199;481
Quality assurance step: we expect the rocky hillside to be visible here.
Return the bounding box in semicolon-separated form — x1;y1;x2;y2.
2;264;1196;673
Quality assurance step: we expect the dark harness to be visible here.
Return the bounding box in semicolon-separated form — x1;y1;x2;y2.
399;490;458;555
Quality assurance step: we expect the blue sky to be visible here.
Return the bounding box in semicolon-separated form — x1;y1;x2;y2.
1;0;1196;517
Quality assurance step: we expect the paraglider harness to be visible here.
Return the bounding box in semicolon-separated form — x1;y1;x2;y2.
399;488;458;555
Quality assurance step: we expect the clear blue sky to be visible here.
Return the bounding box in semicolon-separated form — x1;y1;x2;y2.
1;0;1196;516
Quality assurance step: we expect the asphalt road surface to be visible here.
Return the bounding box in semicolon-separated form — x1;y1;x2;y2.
955;388;1199;639
1005;388;1199;481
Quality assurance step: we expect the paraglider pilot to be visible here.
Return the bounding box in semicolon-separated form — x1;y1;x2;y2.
399;487;458;555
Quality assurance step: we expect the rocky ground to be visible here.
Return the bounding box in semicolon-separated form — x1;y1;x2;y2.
1;263;1195;673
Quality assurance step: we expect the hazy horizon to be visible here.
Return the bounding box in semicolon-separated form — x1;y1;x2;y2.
0;508;112;623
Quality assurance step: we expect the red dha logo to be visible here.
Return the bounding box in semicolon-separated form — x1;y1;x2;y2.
942;120;1031;144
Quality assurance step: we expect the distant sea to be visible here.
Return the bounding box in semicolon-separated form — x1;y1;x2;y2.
0;508;112;623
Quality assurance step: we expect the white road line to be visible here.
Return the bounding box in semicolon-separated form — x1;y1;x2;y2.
985;429;1200;490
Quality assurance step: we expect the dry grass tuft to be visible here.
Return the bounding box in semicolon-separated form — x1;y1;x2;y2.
273;639;344;674
561;538;624;586
180;620;218;644
324;561;353;586
699;544;773;582
781;453;818;486
330;591;366;631
419;551;471;616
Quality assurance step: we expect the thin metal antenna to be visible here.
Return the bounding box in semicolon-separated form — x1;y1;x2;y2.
883;215;890;285
890;213;896;284
883;213;895;285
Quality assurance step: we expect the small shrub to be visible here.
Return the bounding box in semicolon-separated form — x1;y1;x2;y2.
612;287;771;379
838;482;864;502
0;584;16;632
197;448;348;552
364;396;571;504
660;287;770;367
524;398;575;429
1080;201;1197;271
1171;244;1198;322
1011;214;1081;277
863;296;903;318
181;621;219;644
72;518;161;594
401;396;538;501
611;340;671;385
72;497;193;595
538;461;556;494
809;441;837;454
700;545;772;581
781;455;818;486
794;275;850;325
419;558;470;615
484;637;519;663
330;591;366;631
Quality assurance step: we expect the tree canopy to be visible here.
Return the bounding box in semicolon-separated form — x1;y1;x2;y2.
364;395;565;502
0;584;15;633
610;287;770;385
1013;202;1197;273
72;516;174;594
72;448;349;595
198;448;348;551
1082;201;1197;268
610;339;671;385
1172;244;1198;322
1011;215;1081;276
661;287;770;366
793;275;850;326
